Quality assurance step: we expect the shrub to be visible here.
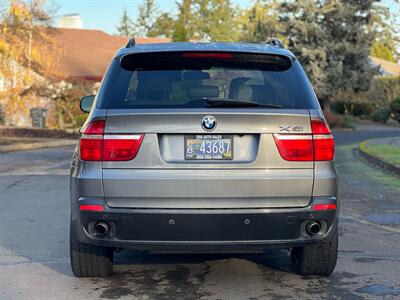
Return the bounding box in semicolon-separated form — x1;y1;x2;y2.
390;97;400;122
371;76;400;105
75;114;88;128
341;115;355;128
324;110;343;128
332;100;373;117
0;105;5;125
371;107;391;123
332;100;347;115
351;102;373;117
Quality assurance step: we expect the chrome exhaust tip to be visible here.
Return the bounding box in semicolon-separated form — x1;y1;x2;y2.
306;221;322;235
94;222;109;236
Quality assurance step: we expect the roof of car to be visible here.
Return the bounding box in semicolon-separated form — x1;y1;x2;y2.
114;42;296;60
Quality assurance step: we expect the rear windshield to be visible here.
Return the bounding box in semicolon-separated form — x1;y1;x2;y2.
97;52;317;109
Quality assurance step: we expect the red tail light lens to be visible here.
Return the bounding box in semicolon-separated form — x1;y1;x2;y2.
79;120;144;161
274;119;334;161
103;135;144;161
273;135;313;161
311;119;331;134
314;136;335;161
311;119;334;161
80;138;103;161
82;119;105;135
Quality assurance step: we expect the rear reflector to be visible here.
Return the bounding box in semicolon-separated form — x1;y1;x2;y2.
79;204;104;212
79;119;144;161
312;203;337;211
274;118;334;161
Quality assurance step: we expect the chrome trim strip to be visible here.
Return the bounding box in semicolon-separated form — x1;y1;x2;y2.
104;134;143;140
273;134;312;140
81;134;102;139
313;134;333;139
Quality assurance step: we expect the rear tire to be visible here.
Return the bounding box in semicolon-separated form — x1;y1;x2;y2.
291;220;338;276
70;228;114;277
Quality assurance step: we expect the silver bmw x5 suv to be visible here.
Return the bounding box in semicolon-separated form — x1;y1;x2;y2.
70;40;338;277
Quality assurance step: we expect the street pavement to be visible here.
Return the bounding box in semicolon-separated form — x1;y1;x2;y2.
0;130;400;300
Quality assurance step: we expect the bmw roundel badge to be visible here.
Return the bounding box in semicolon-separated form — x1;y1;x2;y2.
201;115;217;131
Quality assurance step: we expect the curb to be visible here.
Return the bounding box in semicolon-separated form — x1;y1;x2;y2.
332;128;355;133
358;141;400;177
0;139;77;154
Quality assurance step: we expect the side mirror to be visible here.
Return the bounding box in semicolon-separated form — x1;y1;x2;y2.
80;95;95;113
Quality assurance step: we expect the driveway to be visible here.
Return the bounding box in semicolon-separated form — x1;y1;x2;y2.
1;130;400;299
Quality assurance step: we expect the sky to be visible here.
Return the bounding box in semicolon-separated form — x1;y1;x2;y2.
52;0;400;35
54;0;246;34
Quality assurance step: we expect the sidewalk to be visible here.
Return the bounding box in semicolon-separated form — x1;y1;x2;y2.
0;137;77;153
353;123;400;132
334;120;400;132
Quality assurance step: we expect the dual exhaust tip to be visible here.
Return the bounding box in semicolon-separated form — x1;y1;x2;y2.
305;220;323;236
94;221;110;236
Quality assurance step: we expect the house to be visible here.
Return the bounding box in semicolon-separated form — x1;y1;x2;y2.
0;28;170;127
370;56;400;77
54;28;171;82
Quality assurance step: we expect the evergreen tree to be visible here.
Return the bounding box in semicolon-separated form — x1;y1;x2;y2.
135;0;159;37
150;12;175;38
323;1;377;96
280;0;329;104
280;0;378;109
239;0;281;43
173;0;194;42
192;0;239;41
172;0;239;42
116;7;134;36
370;3;399;62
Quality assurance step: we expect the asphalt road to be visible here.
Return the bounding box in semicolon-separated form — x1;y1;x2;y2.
1;130;400;300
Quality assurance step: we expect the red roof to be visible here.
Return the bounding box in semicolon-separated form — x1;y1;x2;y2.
370;56;400;77
53;28;171;81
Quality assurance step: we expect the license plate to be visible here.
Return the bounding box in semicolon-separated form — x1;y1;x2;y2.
185;135;233;160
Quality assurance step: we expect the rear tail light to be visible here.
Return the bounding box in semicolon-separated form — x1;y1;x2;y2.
79;119;144;161
311;120;334;161
273;135;313;161
102;135;143;161
274;119;334;161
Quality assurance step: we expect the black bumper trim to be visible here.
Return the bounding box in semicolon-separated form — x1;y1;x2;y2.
75;205;337;250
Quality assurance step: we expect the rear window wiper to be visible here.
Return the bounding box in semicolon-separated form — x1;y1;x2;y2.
202;98;283;108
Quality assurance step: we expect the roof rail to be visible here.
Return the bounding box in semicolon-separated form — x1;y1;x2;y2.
126;38;136;48
264;38;284;48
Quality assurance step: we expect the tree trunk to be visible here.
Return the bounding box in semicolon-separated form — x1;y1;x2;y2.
320;98;332;113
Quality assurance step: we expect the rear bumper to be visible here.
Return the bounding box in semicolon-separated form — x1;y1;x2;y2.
72;197;338;251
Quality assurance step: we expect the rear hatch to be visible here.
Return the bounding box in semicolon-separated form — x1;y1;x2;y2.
89;50;322;209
